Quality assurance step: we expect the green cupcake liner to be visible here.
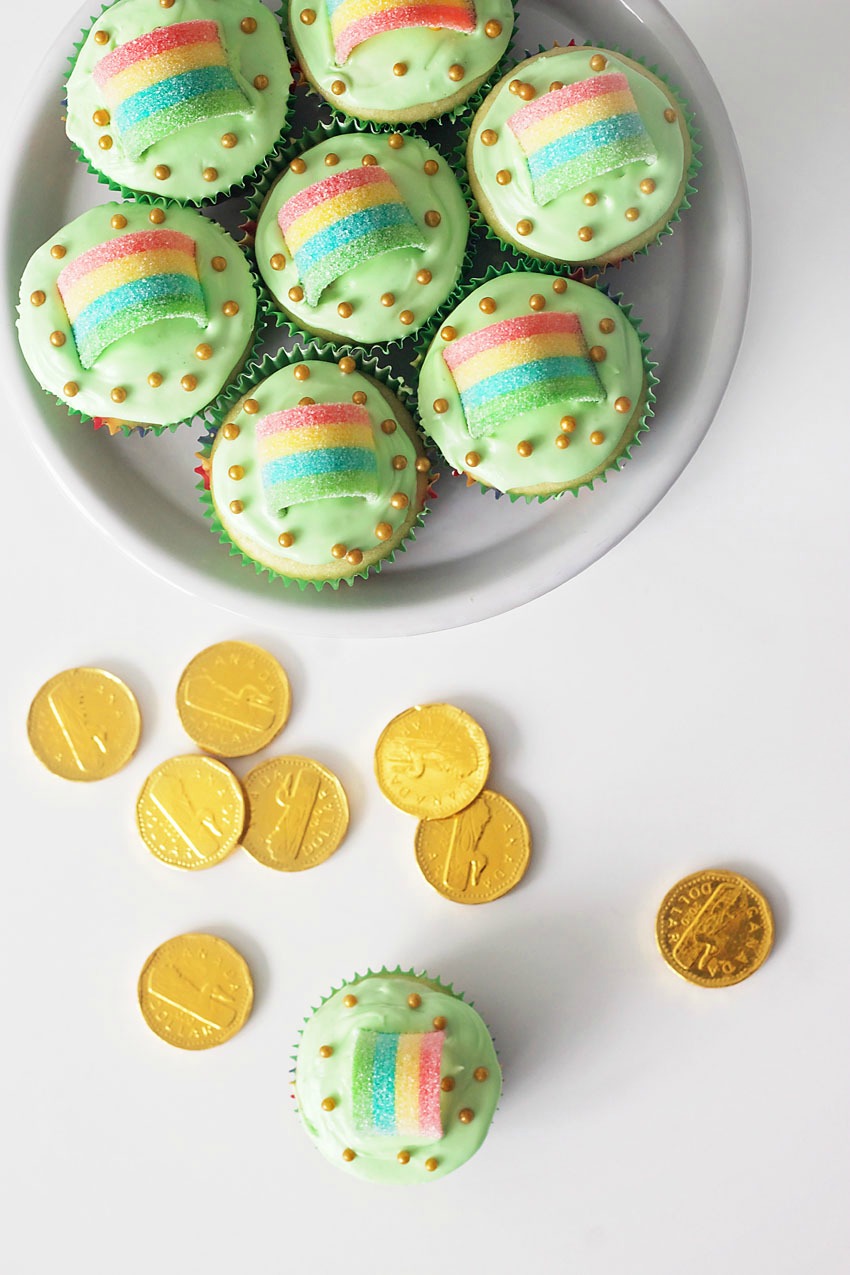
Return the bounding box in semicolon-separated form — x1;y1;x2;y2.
64;3;297;209
197;342;438;590
412;258;658;504
459;41;702;273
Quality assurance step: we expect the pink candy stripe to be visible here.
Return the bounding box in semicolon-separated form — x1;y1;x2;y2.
93;20;220;85
510;72;630;132
256;403;369;437
418;1030;444;1138
336;6;474;61
444;312;581;369
57;230;196;287
277;165;388;231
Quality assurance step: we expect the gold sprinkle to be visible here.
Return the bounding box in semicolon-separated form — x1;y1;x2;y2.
640;177;656;194
222;300;239;317
221;132;237;149
181;374;198;392
222;423;240;440
93;31;109;45
388;133;404;149
458;1108;474;1124
440;326;457;341
393;62;407;76
529;293;545;311
338;356;356;374
552;278;568;294
407;993;422;1008
496;169;511;185
321;1097;336;1111
549;80;565;91
331;79;346;94
240;16;258;33
228;464;244;480
300;7;316;22
153;164;170;180
298;396;315;406
555;433;569;449
433;1016;446;1030
287;285;304;302
614;396;632;414
599;317;615;334
343;994;357;1007
211;255;227;270
397;1150;410;1164
325;152;339;167
465;451;480;467
380;419;396;434
203;167;218;182
390;492;408;509
98;135;113;150
254;74;269;90
361;154;377;166
195;343;213;360
590;53;607;71
433;398;448;414
342;1148;356;1162
392;455;407;471
481;128;498;146
49;331;65;347
583;192;598;206
517;82;535;101
399;309;414;325
473;1066;489;1082
319;1044;333;1058
30;290;46;307
380;291;395;307
578;226;593;242
331;543;347;559
346;549;363;566
110;387;126;404
448;63;464;82
63;382;78;398
160;0;175;6
337;301;353;318
479;296;496;314
416;268;432;284
590;430;605;445
352;390;367;405
110;213;127;229
290;157;307;174
424;209;441;228
441;1076;455;1092
278;531;294;548
516;218;533;236
148;372;163;388
424;1158;438;1173
517;440;533;457
508;79;521;94
484;18;502;36
560;415;576;433
375;522;392;541
92;108;110;126
664;107;677;123
625;206;639;221
268;254;286;273
243;399;259;414
589;345;606;362
294;364;310;381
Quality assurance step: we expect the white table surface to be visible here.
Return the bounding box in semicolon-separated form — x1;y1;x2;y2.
3;2;848;1272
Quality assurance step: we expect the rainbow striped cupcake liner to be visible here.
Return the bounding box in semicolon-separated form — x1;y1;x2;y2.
197;342;437;590
412;257;658;504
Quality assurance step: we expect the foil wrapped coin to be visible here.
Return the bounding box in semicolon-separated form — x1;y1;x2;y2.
414;789;531;903
27;667;141;781
136;755;245;870
138;933;253;1050
375;703;490;818
242;755;349;871
176;640;291;757
655;868;774;987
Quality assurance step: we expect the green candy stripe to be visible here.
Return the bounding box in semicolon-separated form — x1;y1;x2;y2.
352;1030;375;1130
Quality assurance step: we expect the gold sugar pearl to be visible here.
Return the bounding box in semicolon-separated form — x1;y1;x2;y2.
481;129;498;146
441;326;457;341
331;544;347;559
424;1158;438;1173
381;292;395;307
94;31;109;45
221;133;237;148
441;1076;455;1092
375;522;392;541
393;62;407;77
590;53;607;71
399;310;414;325
433;1016;446;1030
392;455;407;470
338;356;356;374
98;136;113;150
203;167;218;182
424;210;441;227
625;207;639;221
590;430;605;445
517;441;533;457
640;178;656;194
479;296;496;314
288;285;304;302
352;390;367;405
148;372;163;388
229;500;244;513
347;549;364;566
319;1045;333;1058
222;423;240;440
110;387;126;403
508;79;521;94
290;158;307;174
583;192;598;206
92;108;110;126
614;396;632;414
388;133;404;149
380;418;396;434
589;345;606;362
30;290;46;306
561;415;576;433
516;219;533;236
424;159;439;176
195;343;213;360
270;254;286;271
222;300;239;317
331;80;346;94
325;152;339;166
49;331;65;347
240;17;258;33
160;0;175;6
154;164;170;180
473;1067;489;1081
496;169;511;185
552;278;568;294
294;364;310;381
243;398;259;414
211;255;227;270
64;382;78;398
448;64;465;82
228;465;244;481
254;74;269;91
390;492;409;509
181;374;198;392
549;80;565;91
416;269;432;284
529;294;545;311
415;452;430;466
397;1151;411;1165
578;226;594;242
279;531;295;548
599;317;615;334
458;1109;474;1124
433;398;448;413
343;994;357;1007
484;19;502;36
298;397;315;406
517;83;535;101
300;8;316;22
362;154;377;166
664;107;677;123
111;214;127;229
555;433;569;449
341;1149;356;1162
465;451;480;467
337;302;353;318
321;1097;336;1111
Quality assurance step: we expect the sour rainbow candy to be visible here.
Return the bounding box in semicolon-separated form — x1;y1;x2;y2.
256;402;379;510
327;0;476;65
443;311;606;438
508;73;657;206
92;20;249;161
278;165;425;307
352;1030;444;1139
57;230;206;369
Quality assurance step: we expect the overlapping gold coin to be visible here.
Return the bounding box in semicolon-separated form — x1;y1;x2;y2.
176;640;291;758
136;755;245;870
242;756;349;871
138;933;253;1050
655;868;774;988
414;790;532;904
27;667;141;781
375;703;490;819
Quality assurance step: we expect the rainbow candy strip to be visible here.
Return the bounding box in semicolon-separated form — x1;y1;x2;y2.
443;311;605;438
352;1030;444;1139
92;20;249;161
508;73;658;206
256;402;378;510
57;230;206;370
278;165;425;307
327;0;476;65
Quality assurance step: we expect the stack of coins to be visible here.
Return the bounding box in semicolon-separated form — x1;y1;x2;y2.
374;703;532;904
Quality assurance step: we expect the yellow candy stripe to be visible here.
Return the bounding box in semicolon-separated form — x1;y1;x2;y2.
61;248;196;321
259;421;374;459
451;332;586;394
283;180;400;254
102;42;227;106
331;0;451;33
394;1033;422;1135
517;89;635;154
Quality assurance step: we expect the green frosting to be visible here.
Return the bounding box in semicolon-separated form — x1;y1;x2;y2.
17;201;257;428
295;972;501;1183
418;271;648;496
66;0;291;204
468;48;690;265
210;359;427;578
255;132;469;344
288;0;513;123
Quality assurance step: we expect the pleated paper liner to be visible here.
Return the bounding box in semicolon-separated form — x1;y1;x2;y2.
196;342;438;591
412;258;658;504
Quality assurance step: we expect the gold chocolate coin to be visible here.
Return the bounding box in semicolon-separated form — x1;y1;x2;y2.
655;868;774;988
242;756;349;871
138;932;253;1050
176;640;291;757
414;789;531;904
27;667;141;781
136;755;245;870
375;703;490;818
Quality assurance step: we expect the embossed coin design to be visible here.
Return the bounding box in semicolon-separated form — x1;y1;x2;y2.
242;756;349;871
138;933;253;1050
136;755;245;870
27;667;141;781
375;703;490;818
414;789;531;904
655;869;775;988
176;640;291;757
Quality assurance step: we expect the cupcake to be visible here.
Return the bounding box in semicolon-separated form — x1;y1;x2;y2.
65;0;292;204
417;268;655;499
253;130;470;345
294;970;501;1182
467;47;697;267
288;0;513;124
203;350;433;586
17;201;257;432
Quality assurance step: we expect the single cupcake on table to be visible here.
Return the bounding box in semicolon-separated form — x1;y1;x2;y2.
467;46;698;267
17;201;257;433
201;349;433;587
65;0;292;204
252;129;469;345
417;268;656;500
288;0;513;123
293;970;501;1182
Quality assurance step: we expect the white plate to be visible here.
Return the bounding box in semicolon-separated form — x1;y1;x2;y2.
2;0;749;637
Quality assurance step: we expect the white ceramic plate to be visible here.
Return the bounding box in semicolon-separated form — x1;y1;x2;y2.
2;0;749;637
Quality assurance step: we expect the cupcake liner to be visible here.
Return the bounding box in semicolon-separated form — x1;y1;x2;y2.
197;342;437;590
412;258;658;504
460;41;702;273
64;3;297;209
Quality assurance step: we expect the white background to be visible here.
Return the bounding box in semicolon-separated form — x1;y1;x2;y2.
2;1;848;1272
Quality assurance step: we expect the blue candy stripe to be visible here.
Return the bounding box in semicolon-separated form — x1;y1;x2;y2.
528;113;646;175
372;1032;399;1133
262;447;377;485
71;274;204;343
294;203;417;276
460;357;598;411
115;65;242;130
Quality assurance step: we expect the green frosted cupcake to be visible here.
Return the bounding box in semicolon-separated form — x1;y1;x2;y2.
294;970;501;1183
253;129;470;346
417;268;655;500
66;0;292;204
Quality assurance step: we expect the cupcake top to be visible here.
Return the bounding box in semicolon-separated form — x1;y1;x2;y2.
255;131;469;345
288;0;513;123
418;270;651;497
66;0;291;204
468;47;692;265
294;971;501;1182
17;201;257;429
207;356;431;582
